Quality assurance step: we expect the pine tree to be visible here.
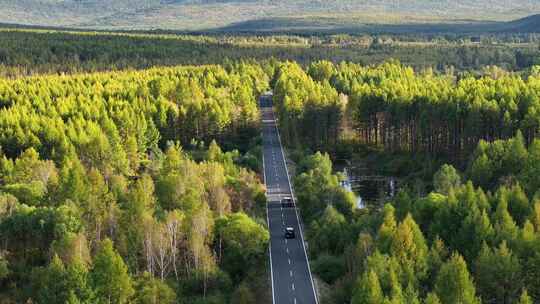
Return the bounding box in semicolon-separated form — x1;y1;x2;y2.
531;201;540;232
32;255;70;304
519;220;536;253
390;214;428;286
459;208;494;260
207;139;223;162
475;242;522;303
56;156;88;204
119;173;155;271
493;194;519;243
90;239;134;304
65;260;94;304
378;204;397;253
404;285;421;304
31;254;93;304
433;164;462;195
387;265;404;303
506;131;528;173
469;153;493;189
435;253;479;304
523;251;540;300
427;237;448;289
520;139;540;195
352;270;384;304
506;184;530;226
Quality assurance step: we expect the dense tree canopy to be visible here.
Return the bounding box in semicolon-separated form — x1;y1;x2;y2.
0;63;270;303
272;60;540;304
2;40;540;303
1;28;538;78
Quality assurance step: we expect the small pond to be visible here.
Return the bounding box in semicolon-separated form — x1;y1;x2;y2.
335;160;398;209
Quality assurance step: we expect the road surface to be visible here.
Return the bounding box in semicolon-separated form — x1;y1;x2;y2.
260;94;318;304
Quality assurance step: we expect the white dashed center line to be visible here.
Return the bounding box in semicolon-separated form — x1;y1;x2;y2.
262;101;318;304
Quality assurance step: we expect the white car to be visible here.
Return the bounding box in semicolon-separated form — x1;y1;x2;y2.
285;227;295;239
281;196;293;208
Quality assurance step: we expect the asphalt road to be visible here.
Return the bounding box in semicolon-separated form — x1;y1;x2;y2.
260;94;318;304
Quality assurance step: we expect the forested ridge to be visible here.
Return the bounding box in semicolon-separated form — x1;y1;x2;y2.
0;63;272;303
0;28;539;77
271;60;540;303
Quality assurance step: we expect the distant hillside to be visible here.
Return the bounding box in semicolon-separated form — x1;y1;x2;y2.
500;14;540;32
214;14;540;34
0;0;539;31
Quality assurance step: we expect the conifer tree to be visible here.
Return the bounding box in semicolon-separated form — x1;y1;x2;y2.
520;139;540;195
433;164;461;195
90;239;134;304
390;214;428;286
493;194;519;243
435;253;479;304
352;270;384;304
475;242;522;303
378;204;398;253
31;255;93;304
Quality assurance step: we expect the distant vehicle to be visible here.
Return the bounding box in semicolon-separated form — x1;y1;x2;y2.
281;196;293;208
285;227;295;239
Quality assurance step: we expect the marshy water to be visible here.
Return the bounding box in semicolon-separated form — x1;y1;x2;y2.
336;161;398;208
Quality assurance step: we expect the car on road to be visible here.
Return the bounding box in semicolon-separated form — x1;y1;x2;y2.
281;196;293;208
285;227;295;239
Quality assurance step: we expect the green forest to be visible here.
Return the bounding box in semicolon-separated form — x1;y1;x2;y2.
1;27;540;304
0;63;272;303
0;28;539;77
272;60;540;303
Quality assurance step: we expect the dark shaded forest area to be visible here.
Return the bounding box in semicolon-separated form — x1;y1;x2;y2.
0;28;539;77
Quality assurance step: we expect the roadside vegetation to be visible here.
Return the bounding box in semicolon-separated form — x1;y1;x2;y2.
0;63;270;303
272;60;540;303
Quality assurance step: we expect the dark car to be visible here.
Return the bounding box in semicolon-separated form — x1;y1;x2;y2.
285;227;295;239
281;196;293;208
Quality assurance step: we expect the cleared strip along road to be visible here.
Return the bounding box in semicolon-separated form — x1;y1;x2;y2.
261;94;318;304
